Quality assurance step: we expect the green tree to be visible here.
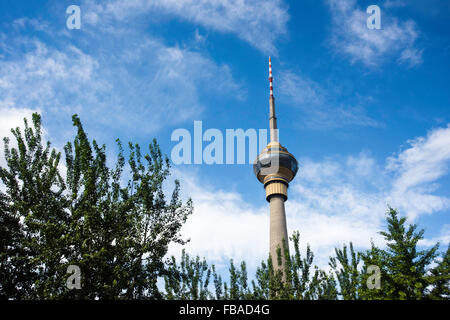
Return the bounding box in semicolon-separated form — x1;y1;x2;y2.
360;207;440;299
329;242;361;299
63;114;193;299
426;244;450;299
358;241;389;300
251;260;270;299
0;191;35;299
0;114;68;299
0;113;193;299
164;249;211;300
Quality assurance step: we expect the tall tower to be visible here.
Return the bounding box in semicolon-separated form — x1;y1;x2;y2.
254;57;298;273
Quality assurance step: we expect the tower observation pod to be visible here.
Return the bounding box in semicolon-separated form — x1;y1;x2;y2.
253;57;299;276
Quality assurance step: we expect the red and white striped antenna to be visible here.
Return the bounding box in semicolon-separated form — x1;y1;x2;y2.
268;56;278;142
269;56;274;97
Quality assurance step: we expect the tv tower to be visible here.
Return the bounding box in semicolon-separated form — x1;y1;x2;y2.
254;57;299;274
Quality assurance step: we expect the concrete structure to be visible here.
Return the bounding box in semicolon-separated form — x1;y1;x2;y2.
253;57;298;274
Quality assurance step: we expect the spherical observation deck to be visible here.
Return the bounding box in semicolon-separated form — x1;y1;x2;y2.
253;141;298;201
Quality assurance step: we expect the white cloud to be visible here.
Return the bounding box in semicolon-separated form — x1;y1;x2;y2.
327;0;423;67
386;125;450;219
83;0;289;54
0;39;98;109
0;31;242;143
168;168;268;267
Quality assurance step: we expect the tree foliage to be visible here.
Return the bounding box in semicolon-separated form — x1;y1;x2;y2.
427;245;450;299
329;242;360;299
0;113;192;299
359;208;440;299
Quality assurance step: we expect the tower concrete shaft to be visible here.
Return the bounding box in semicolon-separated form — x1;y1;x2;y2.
254;57;298;277
269;195;289;269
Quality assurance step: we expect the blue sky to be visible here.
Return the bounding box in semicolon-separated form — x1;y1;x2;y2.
1;0;449;273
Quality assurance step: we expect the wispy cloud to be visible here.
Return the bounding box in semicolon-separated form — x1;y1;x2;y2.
0;27;243;143
384;0;407;9
278;70;380;128
12;17;50;32
82;0;289;54
420;224;450;247
327;0;423;67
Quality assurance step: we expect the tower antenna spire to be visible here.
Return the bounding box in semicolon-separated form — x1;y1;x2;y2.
268;57;278;142
269;56;274;97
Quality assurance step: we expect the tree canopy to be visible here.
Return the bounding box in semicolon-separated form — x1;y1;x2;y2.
0;113;192;299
